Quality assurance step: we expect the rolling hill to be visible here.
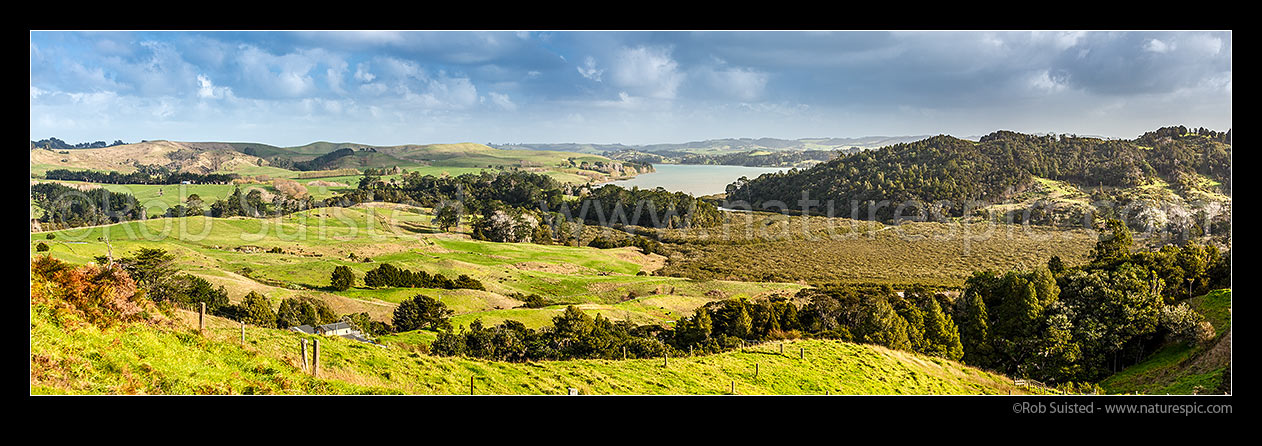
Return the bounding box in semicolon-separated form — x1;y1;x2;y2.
30;298;1034;395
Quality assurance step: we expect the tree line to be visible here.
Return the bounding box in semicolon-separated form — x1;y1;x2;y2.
360;263;485;291
44;167;237;185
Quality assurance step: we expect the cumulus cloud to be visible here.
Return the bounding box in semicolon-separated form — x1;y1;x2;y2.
486;92;517;111
28;31;1231;145
1144;39;1172;53
609;45;684;99
354;63;377;82
196;74;233;99
234;45;320;98
577;56;603;81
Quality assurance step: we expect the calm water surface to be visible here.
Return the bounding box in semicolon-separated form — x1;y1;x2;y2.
602;164;791;196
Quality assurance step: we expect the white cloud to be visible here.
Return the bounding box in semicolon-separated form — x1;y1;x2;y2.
354;63;376;82
359;82;388;95
609;46;684;99
1027;69;1068;93
577;56;604;82
487;92;517;111
402;74;479;109
196;74;233;99
232;45;343;98
1144;39;1172;53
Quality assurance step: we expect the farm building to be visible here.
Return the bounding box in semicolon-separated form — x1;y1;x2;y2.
289;322;375;345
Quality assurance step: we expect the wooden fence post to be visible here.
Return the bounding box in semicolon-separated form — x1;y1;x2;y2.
663;350;668;368
623;346;627;360
780;343;783;355
199;302;206;333
312;338;320;377
755;363;759;378
240;321;245;345
800;347;804;360
301;339;308;372
731;381;735;395
471;376;475;395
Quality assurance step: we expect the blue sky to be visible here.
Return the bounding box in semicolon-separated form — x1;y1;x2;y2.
30;31;1231;146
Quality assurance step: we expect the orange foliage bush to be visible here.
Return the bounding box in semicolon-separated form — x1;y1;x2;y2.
30;255;161;328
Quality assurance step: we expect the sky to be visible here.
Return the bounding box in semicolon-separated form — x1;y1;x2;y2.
30;30;1231;147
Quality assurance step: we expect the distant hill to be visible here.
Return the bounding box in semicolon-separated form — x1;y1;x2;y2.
31;139;644;185
30;140;269;176
725;127;1231;237
490;135;932;156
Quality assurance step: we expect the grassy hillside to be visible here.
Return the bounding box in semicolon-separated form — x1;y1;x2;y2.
31;300;1031;395
1099;289;1231;395
29;204;802;331
30;141;268;175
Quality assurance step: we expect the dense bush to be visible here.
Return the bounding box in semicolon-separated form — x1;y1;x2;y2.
30;255;153;328
392;295;453;332
362;263;483;291
276;296;339;328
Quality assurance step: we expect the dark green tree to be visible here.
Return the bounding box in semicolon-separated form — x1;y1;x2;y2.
1090;218;1133;264
238;291;276;327
392;295;454;332
330;265;354;291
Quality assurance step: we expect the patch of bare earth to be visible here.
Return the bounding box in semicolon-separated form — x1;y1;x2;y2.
512;261;596;275
1187;331;1231;375
606;248;667;273
307;180;349;188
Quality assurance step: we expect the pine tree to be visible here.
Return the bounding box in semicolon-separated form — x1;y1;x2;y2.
330;265;354;291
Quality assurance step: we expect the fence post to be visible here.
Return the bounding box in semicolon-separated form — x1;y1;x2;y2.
800;347;804;360
663;350;668;368
690;345;693;357
755;363;759;378
312;338;320;377
731;381;735;395
240;321;245;345
623;346;627;360
301;339;308;372
780;343;783;355
199;302;206;333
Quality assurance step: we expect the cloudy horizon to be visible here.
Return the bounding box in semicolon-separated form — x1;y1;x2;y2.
30;30;1231;147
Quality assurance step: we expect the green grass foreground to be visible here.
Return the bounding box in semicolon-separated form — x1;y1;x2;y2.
30;303;1029;395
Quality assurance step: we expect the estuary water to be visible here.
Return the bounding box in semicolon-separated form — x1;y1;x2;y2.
601;164;791;197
